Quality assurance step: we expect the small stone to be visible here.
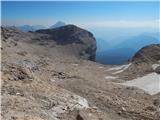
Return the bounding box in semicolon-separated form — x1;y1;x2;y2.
121;107;126;111
16;92;21;95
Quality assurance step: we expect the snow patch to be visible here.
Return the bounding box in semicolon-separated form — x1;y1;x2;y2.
107;65;127;71
98;66;103;69
107;64;131;74
121;73;160;95
152;64;160;70
113;69;125;74
72;64;78;66
105;76;118;79
50;79;56;82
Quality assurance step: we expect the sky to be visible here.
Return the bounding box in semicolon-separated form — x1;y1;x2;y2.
1;1;159;29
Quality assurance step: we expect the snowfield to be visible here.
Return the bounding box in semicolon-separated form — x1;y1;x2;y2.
105;76;118;79
121;73;160;95
107;64;131;74
152;63;160;70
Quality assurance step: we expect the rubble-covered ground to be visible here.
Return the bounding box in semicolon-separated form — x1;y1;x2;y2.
1;27;160;120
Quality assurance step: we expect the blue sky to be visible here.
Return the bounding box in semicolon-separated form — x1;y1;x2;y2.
1;1;159;28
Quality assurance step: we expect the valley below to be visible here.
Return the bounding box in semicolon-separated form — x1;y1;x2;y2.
1;25;160;120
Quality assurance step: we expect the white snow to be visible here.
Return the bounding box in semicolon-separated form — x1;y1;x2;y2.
113;69;125;74
121;73;160;95
152;64;160;70
72;64;78;66
98;66;103;69
107;64;131;74
105;76;118;79
108;65;127;71
50;79;56;82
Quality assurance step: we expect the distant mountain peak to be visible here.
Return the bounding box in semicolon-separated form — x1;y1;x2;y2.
16;25;46;32
50;21;66;29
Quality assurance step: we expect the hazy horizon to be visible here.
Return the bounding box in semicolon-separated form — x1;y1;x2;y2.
2;1;159;40
2;1;159;28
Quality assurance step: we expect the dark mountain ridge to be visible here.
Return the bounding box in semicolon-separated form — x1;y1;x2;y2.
35;25;97;61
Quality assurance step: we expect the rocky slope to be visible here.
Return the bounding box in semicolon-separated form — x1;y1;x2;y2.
132;44;160;64
118;44;160;80
36;25;97;61
1;26;160;120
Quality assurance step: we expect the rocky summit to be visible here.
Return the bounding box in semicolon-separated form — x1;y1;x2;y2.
119;44;160;79
36;25;97;61
1;26;160;120
132;44;160;64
